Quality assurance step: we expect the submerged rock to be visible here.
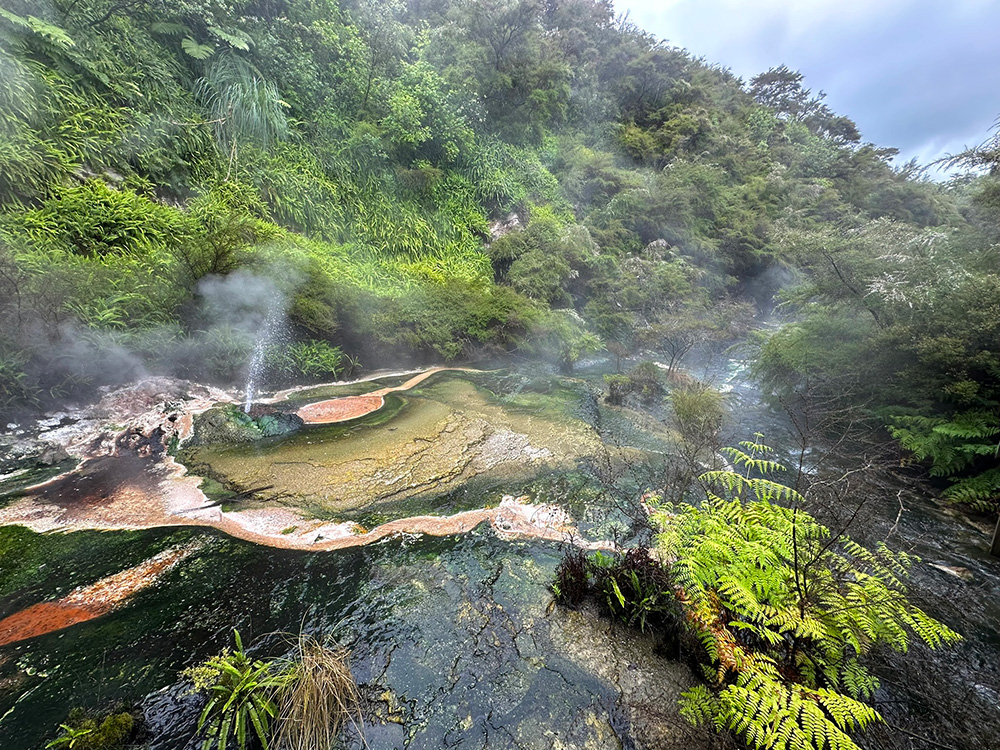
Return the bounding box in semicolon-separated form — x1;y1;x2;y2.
189;404;303;445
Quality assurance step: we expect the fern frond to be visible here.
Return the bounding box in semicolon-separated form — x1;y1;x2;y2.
660;436;962;750
942;467;1000;510
182;37;216;60
208;26;253;51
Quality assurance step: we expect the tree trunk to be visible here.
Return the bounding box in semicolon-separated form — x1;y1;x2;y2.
990;515;1000;558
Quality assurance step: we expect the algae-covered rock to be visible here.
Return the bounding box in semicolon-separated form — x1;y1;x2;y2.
49;709;135;750
190;404;303;445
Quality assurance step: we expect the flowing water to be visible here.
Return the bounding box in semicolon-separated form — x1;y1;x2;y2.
0;354;998;749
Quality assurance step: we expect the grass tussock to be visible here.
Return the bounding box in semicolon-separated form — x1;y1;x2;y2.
274;634;364;750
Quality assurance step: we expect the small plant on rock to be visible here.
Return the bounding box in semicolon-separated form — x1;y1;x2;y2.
185;630;295;750
45;709;134;750
551;548;591;605
273;634;363;750
185;630;362;750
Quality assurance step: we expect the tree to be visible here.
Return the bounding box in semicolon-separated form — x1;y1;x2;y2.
353;0;407;112
749;65;859;144
654;437;961;750
196;51;289;180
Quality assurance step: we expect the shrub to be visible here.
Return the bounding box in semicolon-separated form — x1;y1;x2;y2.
652;436;961;750
18;180;187;259
551;548;591;605
603;361;664;405
0;347;39;415
603;374;630;406
669;381;725;466
551;545;676;633
627;360;664;402
590;545;675;633
286;340;343;381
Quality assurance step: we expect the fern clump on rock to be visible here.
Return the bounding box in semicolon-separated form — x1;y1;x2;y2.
652;435;961;750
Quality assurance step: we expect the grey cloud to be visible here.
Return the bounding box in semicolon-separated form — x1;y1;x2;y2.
621;0;1000;168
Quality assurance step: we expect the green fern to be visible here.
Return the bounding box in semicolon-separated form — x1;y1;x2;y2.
207;26;253;52
182;37;216;61
0;9;75;50
942;467;1000;511
654;437;961;750
888;410;1000;510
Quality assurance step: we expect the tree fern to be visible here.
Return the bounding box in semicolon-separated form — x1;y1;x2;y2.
182;37;216;61
653;437;961;750
0;9;75;50
889;410;1000;511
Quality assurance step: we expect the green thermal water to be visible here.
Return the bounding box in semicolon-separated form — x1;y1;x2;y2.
181;374;605;521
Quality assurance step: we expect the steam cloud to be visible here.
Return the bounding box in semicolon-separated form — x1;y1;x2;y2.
20;269;298;403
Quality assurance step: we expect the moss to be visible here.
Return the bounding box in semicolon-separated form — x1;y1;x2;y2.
49;709;135;750
189;404;304;445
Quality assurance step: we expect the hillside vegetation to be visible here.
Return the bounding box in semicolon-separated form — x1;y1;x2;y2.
1;0;999;513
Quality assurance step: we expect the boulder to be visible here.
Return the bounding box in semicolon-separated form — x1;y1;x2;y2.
189;404;303;445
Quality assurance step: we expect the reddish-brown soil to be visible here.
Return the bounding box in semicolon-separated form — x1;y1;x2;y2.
0;601;107;647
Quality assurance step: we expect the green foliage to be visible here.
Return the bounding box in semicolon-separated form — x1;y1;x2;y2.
652;437;961;750
0;0;989;432
0;347;39;414
888;410;1000;511
197;52;288;151
669;381;725;468
372;277;539;360
533;308;601;372
185;630;360;750
552;545;676;633
266;340;343;382
15;179;185;259
603;360;664;405
0;8;74;50
185;630;296;750
889;410;1000;477
46;709;134;750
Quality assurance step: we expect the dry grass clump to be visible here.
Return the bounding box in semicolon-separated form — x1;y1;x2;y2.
273;634;364;750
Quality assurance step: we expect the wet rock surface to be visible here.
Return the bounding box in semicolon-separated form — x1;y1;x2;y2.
188;404;304;445
0;434;72;474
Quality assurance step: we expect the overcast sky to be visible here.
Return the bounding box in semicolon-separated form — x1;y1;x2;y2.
618;0;1000;173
